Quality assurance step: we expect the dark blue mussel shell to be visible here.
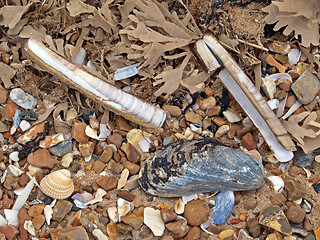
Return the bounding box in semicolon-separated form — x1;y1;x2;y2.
138;139;264;197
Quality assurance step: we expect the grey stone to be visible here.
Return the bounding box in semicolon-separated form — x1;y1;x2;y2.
163;136;174;147
292;70;320;104
49;139;72;157
52;200;73;222
10;88;37;109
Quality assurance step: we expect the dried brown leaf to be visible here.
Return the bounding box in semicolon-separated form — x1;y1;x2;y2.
263;0;320;46
0;62;16;88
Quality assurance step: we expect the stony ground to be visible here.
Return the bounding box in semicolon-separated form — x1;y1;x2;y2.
0;0;319;240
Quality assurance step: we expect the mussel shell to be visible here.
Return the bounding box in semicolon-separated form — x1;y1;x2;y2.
138;139;264;197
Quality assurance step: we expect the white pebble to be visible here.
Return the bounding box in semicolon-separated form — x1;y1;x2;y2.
223;110;241;123
267;176;284;192
107;206;118;223
19;120;31;131
9;151;19;162
175;198;185;215
92;228;109;240
61;153;73;168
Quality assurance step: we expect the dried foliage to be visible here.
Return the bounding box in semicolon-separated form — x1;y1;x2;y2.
263;0;320;47
282;111;320;153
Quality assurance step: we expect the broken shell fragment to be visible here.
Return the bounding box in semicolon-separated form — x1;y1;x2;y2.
138;139;264;197
40;169;74;199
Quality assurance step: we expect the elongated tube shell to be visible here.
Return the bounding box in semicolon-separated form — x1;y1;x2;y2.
202;33;296;153
23;38;166;129
40;169;74;199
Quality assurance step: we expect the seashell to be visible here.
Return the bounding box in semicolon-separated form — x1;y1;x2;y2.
210;191;234;224
138;139;265;197
114;63;141;81
175;198;185;214
266;176;284;192
288;49;301;65
24;220;36;236
107;206;118;223
143;207;165;237
0;214;7;227
40;169;74;199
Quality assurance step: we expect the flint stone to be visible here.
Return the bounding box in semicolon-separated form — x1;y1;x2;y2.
58;226;89;240
49;139;72;157
291;70;320;104
52;200;73;222
10;88;37;109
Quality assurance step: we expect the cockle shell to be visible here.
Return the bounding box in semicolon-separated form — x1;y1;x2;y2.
40;169;74;199
139;139;264;197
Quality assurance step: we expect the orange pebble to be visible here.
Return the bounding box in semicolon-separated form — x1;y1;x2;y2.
266;54;286;73
239;213;247;221
85;164;93;171
230;218;241;224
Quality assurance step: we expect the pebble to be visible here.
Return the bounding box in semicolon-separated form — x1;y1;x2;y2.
266;232;284;240
286;205;306;223
313;183;320;193
107;133;123;149
144;207;165;237
223;110;241;123
108;159;124;174
52;200;73;222
5;101;19;121
269;41;291;55
259;206;292;235
163;136;174;147
92;160;105;174
200;96;216;111
215;125;229;137
185;226;200;240
0;225;19;240
285;179;306;201
97;176;118;191
241;132;257;150
247;218;261;238
27;149;55;169
289;165;306;177
28;203;45;217
58;226;89;240
72;120;89;143
107;222;117;240
2;194;13;209
92;228;109;240
160;210;177;223
48;139;72;157
292;70;320;104
9;151;19;162
122;210;144;230
99;146;113;163
266;54;286;73
184;199;210;226
185;111;202;125
117;168;129;189
79;141;95;157
19;120;31;131
10;88;37;109
274;90;287;100
166;219;189;239
270;192;287;206
126;143;141;163
285;95;297;108
219;229;234;240
118;190;135;202
163;105;182;117
32;214;45;229
122;161;140;175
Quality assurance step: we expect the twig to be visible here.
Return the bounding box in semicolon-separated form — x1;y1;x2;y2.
218;41;241;55
237;38;268;52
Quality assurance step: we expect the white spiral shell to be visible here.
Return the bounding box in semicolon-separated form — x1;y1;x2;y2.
40;169;74;199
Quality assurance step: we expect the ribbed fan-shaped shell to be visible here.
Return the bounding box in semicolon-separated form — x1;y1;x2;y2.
139;139;264;197
40;169;74;199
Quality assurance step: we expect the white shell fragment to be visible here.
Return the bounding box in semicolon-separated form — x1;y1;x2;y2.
267;99;280;110
40;169;74;199
107;206;119;223
138;138;151;153
20;120;31;131
85;188;106;205
114;63;141;81
282;100;302;120
0;214;8;227
24;220;36;236
61;153;73;168
8;165;24;177
182;194;198;204
175;198;185;214
265;73;292;82
118;198;134;221
12;179;35;211
222;110;241;123
4;209;19;227
117;168;130;189
44;199;56;225
98;124;111;141
0;170;7;183
9;151;19;162
288;49;302;65
85;125;99;140
267;176;284;192
92;228;109;240
144;207;165;237
262;78;276;99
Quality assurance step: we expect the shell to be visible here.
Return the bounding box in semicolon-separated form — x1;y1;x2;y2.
138;139;265;197
40;169;74;199
210;191;234;224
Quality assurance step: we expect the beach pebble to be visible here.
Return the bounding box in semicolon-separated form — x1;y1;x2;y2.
27;149;55;169
247;218;260;238
241;133;257;150
52;200;73;222
223;110;241;123
270;192;287;206
49;139;72;157
185;226;200;240
107;133;123;149
259;206;291;235
126;143;141;164
58;226;89;240
285;179;306;201
166;219;189;239
266;232;284;240
10;88;37;109
122;161;140;175
5;101;19;121
163;105;182;117
291;70;320;104
219;229;234;240
0;225;19;240
286;205;306;223
9;151;19;162
122;210;144;230
61;153;73;168
72;121;89;143
269;41;291;55
160;209;177;223
19;120;30;131
184;199;210;226
163;136;174;147
79;141;95;157
200;96;216;111
0;85;8;104
185;112;202;125
215;125;229;137
92;228;109;240
97;176;118;191
99;146;113;163
144;207;165;236
32;214;45;229
238;229;253;240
